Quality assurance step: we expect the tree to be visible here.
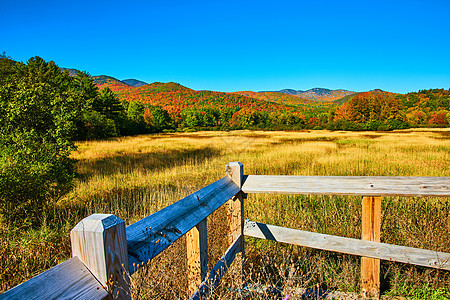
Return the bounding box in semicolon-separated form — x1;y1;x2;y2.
122;101;147;134
0;52;16;85
127;100;145;123
96;87;124;120
0;61;80;225
428;111;448;125
144;106;172;131
181;110;203;128
82;110;119;139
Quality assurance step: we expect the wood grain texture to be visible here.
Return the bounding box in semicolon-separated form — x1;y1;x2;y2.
126;176;240;274
226;162;244;246
226;162;245;287
189;236;242;300
0;256;109;300
241;175;450;197
186;218;208;294
244;220;450;271
226;161;243;187
71;214;130;299
361;196;381;299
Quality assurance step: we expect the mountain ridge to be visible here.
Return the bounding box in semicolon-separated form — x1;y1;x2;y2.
60;68;79;77
92;75;148;88
122;79;148;87
260;87;355;102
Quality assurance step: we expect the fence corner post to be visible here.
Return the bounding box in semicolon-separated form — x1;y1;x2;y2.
361;196;381;299
71;213;131;300
226;161;245;286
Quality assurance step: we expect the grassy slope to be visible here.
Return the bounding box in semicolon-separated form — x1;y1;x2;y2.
2;129;449;299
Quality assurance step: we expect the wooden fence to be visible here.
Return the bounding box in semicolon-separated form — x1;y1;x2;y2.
2;162;449;299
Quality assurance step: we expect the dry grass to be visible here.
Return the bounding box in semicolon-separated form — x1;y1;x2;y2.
1;128;449;299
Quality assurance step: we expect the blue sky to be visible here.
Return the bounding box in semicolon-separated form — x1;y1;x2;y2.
1;0;449;93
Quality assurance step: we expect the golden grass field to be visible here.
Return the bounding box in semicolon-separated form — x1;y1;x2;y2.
1;129;449;299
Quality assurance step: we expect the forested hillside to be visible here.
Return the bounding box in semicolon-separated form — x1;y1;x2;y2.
96;79;323;130
327;89;450;130
95;76;449;131
399;89;450;125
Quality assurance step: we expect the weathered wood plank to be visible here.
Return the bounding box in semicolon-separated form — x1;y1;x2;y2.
71;214;130;299
244;220;450;270
361;196;381;299
226;162;244;246
0;256;109;300
186;218;208;294
190;236;242;300
226;162;245;287
241;175;450;197
126;176;240;274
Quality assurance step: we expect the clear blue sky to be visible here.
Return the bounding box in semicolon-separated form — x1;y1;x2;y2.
1;0;449;93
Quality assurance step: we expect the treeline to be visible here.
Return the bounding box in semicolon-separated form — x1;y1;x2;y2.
327;90;449;131
175;108;326;131
118;105;328;132
125;90;449;132
99;92;449;134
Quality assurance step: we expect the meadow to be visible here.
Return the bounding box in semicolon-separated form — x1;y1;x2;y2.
1;129;449;299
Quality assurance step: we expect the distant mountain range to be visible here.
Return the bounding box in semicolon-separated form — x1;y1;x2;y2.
92;74;354;103
60;69;148;88
60;68;79;77
260;88;355;102
122;79;147;87
91;75;148;87
61;66;353;103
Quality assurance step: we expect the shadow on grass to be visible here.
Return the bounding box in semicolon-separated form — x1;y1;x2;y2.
76;146;220;179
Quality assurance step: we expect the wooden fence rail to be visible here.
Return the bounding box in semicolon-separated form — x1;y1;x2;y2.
244;220;450;270
241;175;449;197
126;175;240;274
1;162;449;300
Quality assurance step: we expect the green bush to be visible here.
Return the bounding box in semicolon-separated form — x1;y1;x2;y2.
82;110;119;139
377;125;390;131
387;118;409;130
365;120;384;131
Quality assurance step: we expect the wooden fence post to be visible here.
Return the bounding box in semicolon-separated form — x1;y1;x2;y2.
226;162;244;284
186;218;208;294
71;214;131;300
361;196;381;299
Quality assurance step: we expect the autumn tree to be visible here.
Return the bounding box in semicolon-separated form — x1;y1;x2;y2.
144;105;172;131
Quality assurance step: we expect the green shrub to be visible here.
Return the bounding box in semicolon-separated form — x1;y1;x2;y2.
377;125;390;131
82;110;119;139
